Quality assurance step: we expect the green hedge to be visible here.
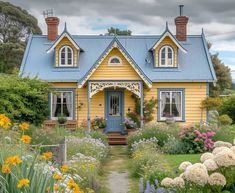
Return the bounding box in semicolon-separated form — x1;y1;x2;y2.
0;74;49;125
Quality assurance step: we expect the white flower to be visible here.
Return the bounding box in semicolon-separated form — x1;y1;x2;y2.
213;148;235;167
203;159;218;171
179;161;192;171
200;152;214;163
208;173;226;186
212;147;232;155
161;177;174;187
214;141;232;148
230;146;235;154
184;163;209;186
179;173;186;179
173;177;185;188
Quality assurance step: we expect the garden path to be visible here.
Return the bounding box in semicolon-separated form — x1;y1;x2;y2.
103;146;133;193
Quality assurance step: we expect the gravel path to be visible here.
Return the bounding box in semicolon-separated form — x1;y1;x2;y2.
105;146;131;193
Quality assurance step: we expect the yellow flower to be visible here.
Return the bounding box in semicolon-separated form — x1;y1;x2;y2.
17;178;30;188
1;164;10;174
61;164;69;172
19;122;29;130
41;151;53;160
0;114;11;129
20;135;32;144
67;179;84;193
54;184;60;192
46;186;50;192
86;188;95;193
53;173;63;180
5;155;22;166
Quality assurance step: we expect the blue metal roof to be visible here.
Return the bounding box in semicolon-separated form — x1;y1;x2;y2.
20;34;216;83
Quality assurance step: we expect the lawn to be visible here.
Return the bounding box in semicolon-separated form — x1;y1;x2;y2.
162;153;201;171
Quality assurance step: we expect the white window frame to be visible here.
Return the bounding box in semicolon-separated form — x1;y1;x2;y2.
108;56;122;66
51;91;73;120
159;90;183;121
159;45;174;67
59;46;74;67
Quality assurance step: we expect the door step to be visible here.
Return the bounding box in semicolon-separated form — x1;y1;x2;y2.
107;133;127;145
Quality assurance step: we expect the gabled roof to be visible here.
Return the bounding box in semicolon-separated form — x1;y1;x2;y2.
20;34;216;83
150;23;187;53
78;37;152;88
47;23;83;53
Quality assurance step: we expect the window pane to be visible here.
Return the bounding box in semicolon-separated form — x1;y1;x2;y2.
167;47;173;65
67;48;72;65
54;94;62;117
172;92;181;117
109;94;120;116
62;92;72;117
161;48;166;65
110;57;120;64
161;92;170;117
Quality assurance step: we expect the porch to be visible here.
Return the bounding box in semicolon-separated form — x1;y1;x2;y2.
87;80;144;133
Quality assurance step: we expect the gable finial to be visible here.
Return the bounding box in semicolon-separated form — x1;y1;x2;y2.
64;22;67;32
201;28;205;37
166;21;169;30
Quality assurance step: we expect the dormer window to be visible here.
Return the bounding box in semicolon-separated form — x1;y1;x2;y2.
108;56;122;65
159;46;174;67
59;46;73;67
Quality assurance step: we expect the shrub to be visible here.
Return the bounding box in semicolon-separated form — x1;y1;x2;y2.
220;95;235;123
219;114;233;125
179;125;215;153
161;135;187;154
201;97;223;111
212;125;235;144
0;74;49;125
127;112;140;128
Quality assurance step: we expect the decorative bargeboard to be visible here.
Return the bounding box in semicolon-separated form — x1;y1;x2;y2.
89;81;142;98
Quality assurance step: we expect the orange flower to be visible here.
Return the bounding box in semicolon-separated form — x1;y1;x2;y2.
5;155;22;166
20;135;32;144
41;151;53;160
54;184;60;192
19;122;29;130
17;178;30;188
67;179;84;193
1;164;10;174
53;173;63;180
61;164;69;172
0;114;11;129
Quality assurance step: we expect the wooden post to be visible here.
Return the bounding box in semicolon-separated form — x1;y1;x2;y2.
140;81;144;128
88;81;91;132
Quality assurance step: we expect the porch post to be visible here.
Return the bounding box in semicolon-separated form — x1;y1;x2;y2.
140;81;144;128
87;81;91;132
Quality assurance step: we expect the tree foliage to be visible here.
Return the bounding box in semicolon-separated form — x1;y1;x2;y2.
219;95;235;123
208;42;232;96
106;27;132;36
0;74;50;125
0;1;42;73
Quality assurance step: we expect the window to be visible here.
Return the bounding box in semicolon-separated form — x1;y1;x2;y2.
108;56;122;65
59;46;73;66
159;90;184;121
159;46;174;67
51;91;73;120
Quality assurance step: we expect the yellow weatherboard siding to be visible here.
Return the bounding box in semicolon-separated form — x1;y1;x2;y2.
55;37;78;67
50;82;207;126
155;36;178;67
89;48;142;80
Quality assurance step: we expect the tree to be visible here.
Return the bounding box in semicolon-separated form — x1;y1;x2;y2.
208;43;232;96
106;27;132;36
0;1;42;73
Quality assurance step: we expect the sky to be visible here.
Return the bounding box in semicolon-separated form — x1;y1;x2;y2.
4;0;235;79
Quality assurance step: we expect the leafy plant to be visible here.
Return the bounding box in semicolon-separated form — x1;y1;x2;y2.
219;95;235;123
91;117;106;130
123;118;137;129
201;97;223;111
218;114;233;125
57;115;67;124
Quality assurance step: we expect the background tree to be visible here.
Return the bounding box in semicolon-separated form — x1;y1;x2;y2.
208;43;232;96
106;27;132;35
0;1;42;73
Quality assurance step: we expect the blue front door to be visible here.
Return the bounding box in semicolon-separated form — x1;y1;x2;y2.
105;91;123;132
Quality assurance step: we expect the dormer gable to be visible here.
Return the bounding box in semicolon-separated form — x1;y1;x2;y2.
151;23;187;68
47;24;82;67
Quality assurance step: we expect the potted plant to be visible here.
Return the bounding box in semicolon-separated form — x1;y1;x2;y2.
165;113;175;124
91;117;106;132
58;115;67;128
123;118;137;133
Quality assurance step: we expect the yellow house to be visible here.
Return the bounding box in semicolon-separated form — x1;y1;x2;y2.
20;14;216;133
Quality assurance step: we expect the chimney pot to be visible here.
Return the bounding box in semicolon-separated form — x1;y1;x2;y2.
175;5;188;41
45;17;60;41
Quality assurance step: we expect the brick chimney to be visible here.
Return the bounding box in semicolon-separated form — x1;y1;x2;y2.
45;17;60;41
175;5;188;41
